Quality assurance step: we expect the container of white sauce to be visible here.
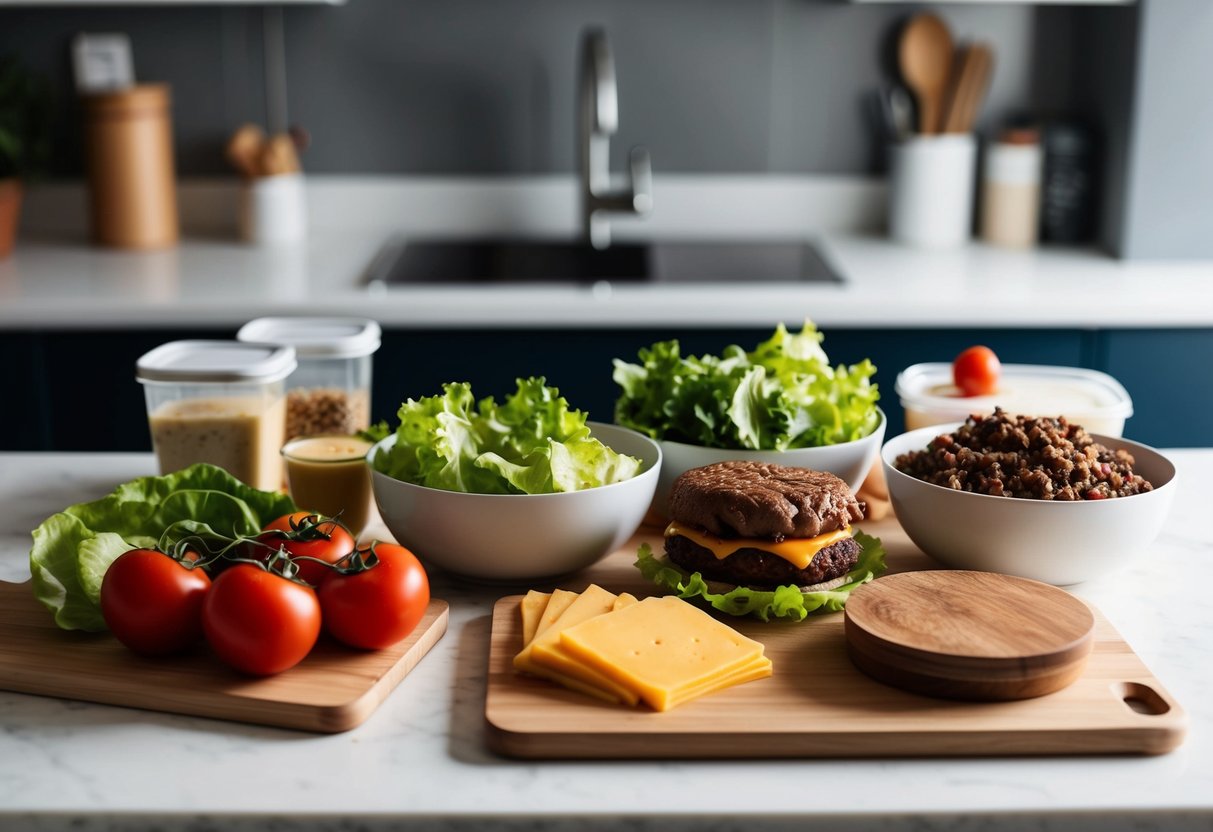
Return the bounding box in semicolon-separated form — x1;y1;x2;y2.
895;363;1134;437
136;341;297;490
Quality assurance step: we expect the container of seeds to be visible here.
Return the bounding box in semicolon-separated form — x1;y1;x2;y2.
237;317;381;441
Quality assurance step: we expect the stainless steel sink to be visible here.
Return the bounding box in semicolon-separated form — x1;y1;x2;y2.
363;238;844;285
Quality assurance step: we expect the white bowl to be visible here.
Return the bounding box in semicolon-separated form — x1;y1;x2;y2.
369;422;661;581
881;424;1178;585
652;408;886;517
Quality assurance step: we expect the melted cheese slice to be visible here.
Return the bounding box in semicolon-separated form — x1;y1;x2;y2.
665;522;852;571
559;595;768;712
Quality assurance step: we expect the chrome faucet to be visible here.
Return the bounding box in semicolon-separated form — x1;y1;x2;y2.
579;28;652;250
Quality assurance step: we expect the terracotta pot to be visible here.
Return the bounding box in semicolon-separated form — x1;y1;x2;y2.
0;178;21;260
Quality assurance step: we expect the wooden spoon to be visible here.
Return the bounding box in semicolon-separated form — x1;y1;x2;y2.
898;13;953;135
225;123;265;179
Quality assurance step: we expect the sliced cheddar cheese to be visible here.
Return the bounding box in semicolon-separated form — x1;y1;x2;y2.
559;595;769;712
663;655;773;710
534;589;579;639
515;585;639;706
519;590;552;646
665;522;852;571
612;592;639;611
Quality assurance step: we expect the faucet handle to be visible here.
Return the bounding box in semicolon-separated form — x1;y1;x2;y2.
629;146;653;214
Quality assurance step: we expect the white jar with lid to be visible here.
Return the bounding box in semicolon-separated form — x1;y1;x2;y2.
981;128;1043;248
236;317;382;441
136;341;297;490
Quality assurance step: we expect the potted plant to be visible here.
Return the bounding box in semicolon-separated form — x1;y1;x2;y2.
0;55;50;259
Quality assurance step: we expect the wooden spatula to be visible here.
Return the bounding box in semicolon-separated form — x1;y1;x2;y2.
942;43;994;134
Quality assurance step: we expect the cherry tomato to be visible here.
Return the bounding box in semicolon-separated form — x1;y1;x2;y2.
258;512;355;587
100;548;211;656
202;564;321;676
952;345;1002;396
319;543;430;650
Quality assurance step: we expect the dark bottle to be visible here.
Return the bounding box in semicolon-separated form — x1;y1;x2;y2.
1041;124;1095;244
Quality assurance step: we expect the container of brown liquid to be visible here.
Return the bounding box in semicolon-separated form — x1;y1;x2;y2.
83;84;178;249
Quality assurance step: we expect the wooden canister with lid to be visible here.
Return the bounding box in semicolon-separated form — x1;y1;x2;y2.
83;84;178;249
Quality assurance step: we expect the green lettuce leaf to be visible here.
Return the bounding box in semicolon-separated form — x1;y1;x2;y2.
372;378;641;495
29;463;296;632
614;321;880;450
634;531;887;622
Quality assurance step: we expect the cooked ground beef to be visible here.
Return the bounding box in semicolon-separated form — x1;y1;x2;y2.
666;532;862;588
894;408;1153;501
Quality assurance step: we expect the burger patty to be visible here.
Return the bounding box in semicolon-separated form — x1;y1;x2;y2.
665;532;862;588
669;460;865;539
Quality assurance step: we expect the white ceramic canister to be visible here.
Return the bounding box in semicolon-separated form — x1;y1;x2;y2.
239;173;308;245
888;133;978;249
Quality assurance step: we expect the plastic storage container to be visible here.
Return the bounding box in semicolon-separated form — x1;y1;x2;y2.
237;317;381;441
136;341;297;490
895;363;1134;437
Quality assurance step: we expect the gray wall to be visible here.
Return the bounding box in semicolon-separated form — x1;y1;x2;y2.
2;0;1047;178
1116;0;1213;259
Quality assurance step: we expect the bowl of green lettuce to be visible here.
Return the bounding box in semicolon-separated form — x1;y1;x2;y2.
369;378;660;581
614;321;884;516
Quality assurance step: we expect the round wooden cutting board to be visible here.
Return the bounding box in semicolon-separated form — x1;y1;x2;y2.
844;570;1096;701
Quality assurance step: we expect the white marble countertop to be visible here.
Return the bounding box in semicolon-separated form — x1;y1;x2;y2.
3;230;1213;330
1;451;1211;831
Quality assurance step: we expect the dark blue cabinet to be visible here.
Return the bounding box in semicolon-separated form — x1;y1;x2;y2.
3;325;1209;451
1098;329;1213;447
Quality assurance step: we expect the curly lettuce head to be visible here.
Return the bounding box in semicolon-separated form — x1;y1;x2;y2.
373;378;641;495
614;321;879;451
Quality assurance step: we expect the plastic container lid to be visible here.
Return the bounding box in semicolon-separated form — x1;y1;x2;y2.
896;363;1133;422
136;340;297;384
236;317;382;359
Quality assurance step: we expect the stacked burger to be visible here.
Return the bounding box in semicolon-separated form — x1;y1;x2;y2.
637;461;886;621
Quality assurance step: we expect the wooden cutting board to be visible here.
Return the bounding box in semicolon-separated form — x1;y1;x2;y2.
485;525;1187;758
0;580;448;733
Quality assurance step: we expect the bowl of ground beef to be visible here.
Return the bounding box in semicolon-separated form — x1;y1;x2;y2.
881;409;1177;585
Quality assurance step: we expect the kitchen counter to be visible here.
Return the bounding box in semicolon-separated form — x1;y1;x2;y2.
3;231;1213;330
1;451;1210;832
5;175;1212;330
